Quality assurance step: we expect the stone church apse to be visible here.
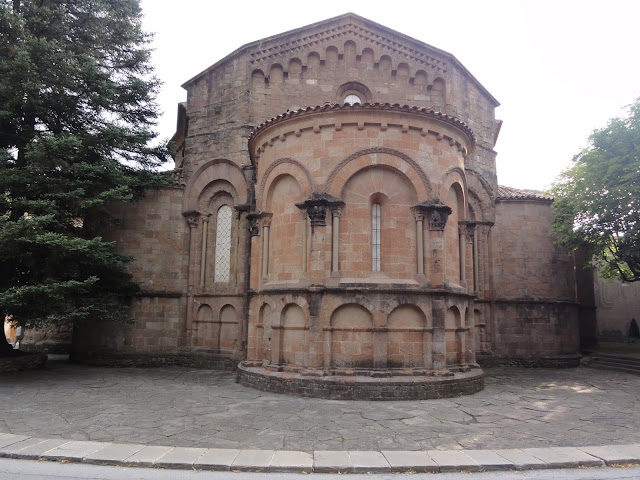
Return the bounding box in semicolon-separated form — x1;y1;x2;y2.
73;13;581;400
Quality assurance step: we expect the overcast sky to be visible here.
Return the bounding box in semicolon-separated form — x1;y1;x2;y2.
139;0;640;191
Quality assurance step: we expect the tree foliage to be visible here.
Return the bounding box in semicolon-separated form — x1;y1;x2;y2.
550;98;640;282
0;0;172;352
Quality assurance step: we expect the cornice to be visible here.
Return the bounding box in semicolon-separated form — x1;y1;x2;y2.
248;23;448;75
249;103;476;162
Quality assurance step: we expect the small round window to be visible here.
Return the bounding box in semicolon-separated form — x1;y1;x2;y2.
343;94;362;105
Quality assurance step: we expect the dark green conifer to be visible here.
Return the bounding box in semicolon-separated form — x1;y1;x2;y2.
0;0;171;355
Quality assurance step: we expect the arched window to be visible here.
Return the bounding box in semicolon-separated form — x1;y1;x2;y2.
214;205;233;282
344;94;362;105
371;203;381;272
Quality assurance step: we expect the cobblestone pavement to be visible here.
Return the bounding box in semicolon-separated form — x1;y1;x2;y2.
1;360;638;452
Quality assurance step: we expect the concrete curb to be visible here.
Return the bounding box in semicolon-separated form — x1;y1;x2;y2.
0;433;638;474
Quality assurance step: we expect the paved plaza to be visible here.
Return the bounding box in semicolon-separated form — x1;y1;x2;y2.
1;360;639;453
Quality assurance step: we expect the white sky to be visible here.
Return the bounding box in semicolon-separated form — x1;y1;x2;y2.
140;0;640;191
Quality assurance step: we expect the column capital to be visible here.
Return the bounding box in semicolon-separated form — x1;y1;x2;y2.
412;202;452;231
459;221;476;243
182;210;201;228
296;193;344;227
247;211;272;235
331;205;343;218
410;206;425;222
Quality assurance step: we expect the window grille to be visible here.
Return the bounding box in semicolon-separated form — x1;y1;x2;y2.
214;205;232;282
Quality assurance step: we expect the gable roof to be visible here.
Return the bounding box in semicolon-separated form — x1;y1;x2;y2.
181;12;499;107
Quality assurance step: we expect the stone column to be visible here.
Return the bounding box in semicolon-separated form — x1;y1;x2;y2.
200;214;210;289
473;226;479;293
431;298;446;370
183;211;200;331
246;213;262;290
307;290;324;369
457;326;466;365
301;211;308;273
458;223;466;288
331;206;342;274
458;221;476;291
296;193;344;284
411;208;425;276
425;204;452;288
261;215;272;278
373;312;387;369
465;303;476;364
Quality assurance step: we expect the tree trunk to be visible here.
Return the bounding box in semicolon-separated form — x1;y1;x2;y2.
0;323;18;356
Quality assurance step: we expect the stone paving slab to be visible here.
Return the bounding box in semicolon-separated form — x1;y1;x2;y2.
427;449;482;472
0;436;638;474
40;440;105;461
154;446;207;468
2;363;640;474
0;434;28;448
349;450;390;473
0;437;50;456
463;449;514;471
493;448;548;470
269;450;313;472
194;447;240;470
123;445;173;467
3;365;640;452
84;442;145;463
381;450;438;472
314;450;351;473
231;449;275;471
523;446;605;468
578;444;640;465
0;438;68;460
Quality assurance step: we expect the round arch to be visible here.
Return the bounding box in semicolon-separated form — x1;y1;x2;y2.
258;158;314;210
183;159;248;212
324;147;431;199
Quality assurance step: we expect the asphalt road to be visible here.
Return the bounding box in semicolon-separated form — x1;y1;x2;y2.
1;458;640;480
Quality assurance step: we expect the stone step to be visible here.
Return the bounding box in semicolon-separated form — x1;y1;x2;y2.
589;352;640;365
584;353;640;376
591;358;640;370
586;362;640;376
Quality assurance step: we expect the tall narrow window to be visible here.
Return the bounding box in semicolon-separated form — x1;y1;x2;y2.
214;205;232;282
371;203;381;272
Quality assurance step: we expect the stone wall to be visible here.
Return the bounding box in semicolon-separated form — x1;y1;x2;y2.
489;198;580;359
73;186;189;355
594;273;640;340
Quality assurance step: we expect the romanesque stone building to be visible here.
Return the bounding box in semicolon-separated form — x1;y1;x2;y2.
74;13;581;398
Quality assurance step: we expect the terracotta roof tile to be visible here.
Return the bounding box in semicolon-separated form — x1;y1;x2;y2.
250;102;475;146
497;185;553;202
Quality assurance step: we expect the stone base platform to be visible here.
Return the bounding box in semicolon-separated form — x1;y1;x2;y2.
237;362;484;400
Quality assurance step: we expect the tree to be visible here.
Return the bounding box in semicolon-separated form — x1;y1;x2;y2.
0;0;172;355
550;98;640;283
